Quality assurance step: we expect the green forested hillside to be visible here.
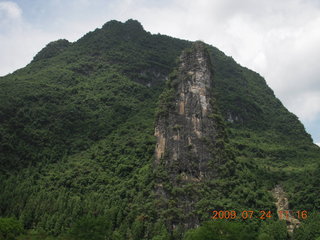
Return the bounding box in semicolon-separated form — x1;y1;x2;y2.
0;19;319;240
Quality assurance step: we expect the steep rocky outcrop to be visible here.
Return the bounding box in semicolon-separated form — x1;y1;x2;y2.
155;42;221;180
154;42;226;230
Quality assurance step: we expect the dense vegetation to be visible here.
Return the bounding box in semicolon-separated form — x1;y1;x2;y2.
0;19;319;239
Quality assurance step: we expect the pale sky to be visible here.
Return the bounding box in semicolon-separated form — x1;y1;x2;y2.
0;0;319;145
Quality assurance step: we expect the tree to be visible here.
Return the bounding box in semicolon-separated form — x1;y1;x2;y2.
257;220;287;240
0;217;24;240
293;213;320;240
68;216;111;240
184;220;255;240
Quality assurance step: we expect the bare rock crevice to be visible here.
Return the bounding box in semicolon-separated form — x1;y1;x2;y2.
272;185;300;234
153;42;226;230
154;42;220;182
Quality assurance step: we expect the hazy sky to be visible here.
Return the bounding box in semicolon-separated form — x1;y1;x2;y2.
0;0;319;145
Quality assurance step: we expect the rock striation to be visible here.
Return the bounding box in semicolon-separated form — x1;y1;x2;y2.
154;42;226;230
154;42;220;182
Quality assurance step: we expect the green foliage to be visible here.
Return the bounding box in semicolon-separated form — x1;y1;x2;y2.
257;220;287;240
155;88;175;118
17;230;69;240
289;163;320;211
184;220;288;240
68;216;111;240
33;39;71;62
151;221;170;240
0;19;189;172
293;213;320;240
184;220;256;240
0;217;24;240
0;19;319;240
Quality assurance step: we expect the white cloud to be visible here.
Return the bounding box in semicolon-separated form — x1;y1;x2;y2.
0;1;22;19
285;92;320;122
0;27;57;76
0;1;57;76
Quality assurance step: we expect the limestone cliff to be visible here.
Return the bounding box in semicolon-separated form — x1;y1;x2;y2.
155;42;222;179
154;42;227;230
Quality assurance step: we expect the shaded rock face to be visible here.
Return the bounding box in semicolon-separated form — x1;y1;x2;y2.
154;42;223;230
155;42;218;181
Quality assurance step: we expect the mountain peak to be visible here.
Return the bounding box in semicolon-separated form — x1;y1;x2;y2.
124;19;144;30
32;39;71;62
101;19;144;32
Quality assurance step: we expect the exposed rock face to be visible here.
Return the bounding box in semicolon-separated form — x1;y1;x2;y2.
154;42;223;230
155;42;219;181
272;185;300;234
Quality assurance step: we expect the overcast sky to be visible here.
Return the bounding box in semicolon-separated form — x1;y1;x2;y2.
0;0;319;145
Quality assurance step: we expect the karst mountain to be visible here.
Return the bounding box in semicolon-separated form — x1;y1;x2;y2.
0;19;319;240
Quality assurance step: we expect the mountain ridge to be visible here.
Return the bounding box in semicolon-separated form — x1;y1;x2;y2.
0;19;319;240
